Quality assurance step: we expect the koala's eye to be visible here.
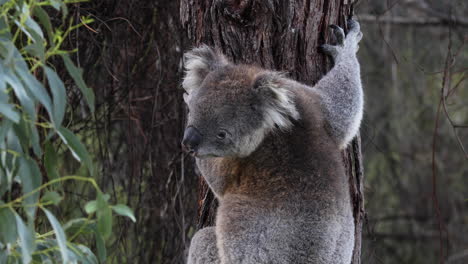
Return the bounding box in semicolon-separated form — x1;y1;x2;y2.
217;130;227;140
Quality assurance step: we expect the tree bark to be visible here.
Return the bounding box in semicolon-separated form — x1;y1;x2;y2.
74;1;195;263
180;0;364;263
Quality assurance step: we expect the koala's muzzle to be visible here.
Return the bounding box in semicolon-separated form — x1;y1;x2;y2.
182;126;202;154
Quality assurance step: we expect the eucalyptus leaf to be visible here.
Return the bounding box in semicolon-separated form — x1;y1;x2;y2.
29;121;42;156
96;193;112;240
0;248;7;264
94;228;106;262
0;205;17;244
6;127;23;156
57;127;93;174
0;102;20;123
0;61;6;92
84;200;97;214
18;158;42;218
0;169;8;197
15;67;53;122
40;191;62;205
45;66;66;126
4;68;36;120
14;213;35;264
44;143;60;187
24;12;44;40
0;120;12;142
24;39;45;63
64;218;95;236
112;204;136;223
50;0;61;11
12;118;30;153
61;54;95;112
75;245;99;264
2;40;29;71
33;6;54;45
42;208;69;263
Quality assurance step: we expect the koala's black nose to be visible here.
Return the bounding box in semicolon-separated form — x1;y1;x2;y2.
182;126;202;153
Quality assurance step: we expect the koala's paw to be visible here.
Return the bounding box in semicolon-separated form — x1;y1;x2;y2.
319;19;362;62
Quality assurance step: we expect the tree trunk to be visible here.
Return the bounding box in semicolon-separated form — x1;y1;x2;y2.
180;0;365;263
74;1;195;263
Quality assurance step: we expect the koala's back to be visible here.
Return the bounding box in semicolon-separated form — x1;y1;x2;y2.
217;194;354;264
210;87;354;264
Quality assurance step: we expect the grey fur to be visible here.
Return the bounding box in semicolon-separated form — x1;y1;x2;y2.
184;19;363;264
318;19;364;148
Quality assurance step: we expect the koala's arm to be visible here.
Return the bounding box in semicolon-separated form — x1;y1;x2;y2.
187;227;220;264
312;19;364;148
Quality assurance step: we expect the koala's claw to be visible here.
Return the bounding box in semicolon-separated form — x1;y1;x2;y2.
320;19;362;61
319;44;338;58
329;25;345;45
347;18;360;33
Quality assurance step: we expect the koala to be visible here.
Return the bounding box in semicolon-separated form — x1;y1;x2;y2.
182;19;363;264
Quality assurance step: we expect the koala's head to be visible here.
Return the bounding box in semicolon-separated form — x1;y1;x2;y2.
181;45;299;158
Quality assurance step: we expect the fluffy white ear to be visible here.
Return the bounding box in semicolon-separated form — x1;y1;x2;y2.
253;73;300;130
182;45;228;95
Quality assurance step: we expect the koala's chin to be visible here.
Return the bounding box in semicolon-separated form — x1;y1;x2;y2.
193;146;230;159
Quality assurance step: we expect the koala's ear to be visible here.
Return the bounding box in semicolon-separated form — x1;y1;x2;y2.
182;45;228;94
253;72;300;130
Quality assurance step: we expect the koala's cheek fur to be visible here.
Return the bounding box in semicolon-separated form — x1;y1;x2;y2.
235;126;267;157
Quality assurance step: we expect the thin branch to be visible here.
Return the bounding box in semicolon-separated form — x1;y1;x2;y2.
402;0;468;27
358;14;467;27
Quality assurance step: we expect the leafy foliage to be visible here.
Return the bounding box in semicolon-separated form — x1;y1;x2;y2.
0;1;135;263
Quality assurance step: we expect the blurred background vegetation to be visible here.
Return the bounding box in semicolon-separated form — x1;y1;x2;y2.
0;0;467;263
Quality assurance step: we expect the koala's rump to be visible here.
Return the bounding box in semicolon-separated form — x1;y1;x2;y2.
216;195;354;264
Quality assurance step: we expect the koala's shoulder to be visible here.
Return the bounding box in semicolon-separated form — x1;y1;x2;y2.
288;82;325;128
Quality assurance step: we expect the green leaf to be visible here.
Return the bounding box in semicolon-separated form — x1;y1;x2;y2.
42;208;69;263
23;7;44;40
6;125;23;155
57;127;93;174
24;39;45;63
0;169;8;198
44;66;66;126
0;205;17;244
18;158;42;218
0;248;7;264
0;120;12;143
35;239;56;262
75;245;99;264
14;213;35;264
4;68;36;120
12;118;32;154
64;218;94;236
50;0;61;11
44;142;60;184
0;16;10;38
84;200;97;214
33;6;54;45
0;102;20;123
15;67;53;123
96;193;112;240
61;54;95;112
29;121;42;156
0;62;7;93
94;228;106;262
40;191;62;205
111;204;136;223
59;2;69;18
